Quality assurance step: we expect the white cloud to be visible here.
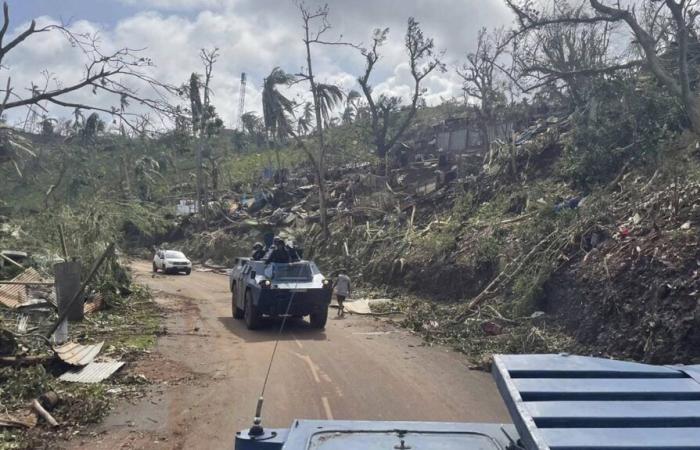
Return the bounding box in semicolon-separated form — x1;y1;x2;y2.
117;0;231;11
1;0;512;130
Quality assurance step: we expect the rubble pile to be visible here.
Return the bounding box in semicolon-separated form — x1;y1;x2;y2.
486;114;572;182
0;221;162;447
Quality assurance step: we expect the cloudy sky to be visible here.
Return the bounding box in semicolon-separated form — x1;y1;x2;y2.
6;0;513;129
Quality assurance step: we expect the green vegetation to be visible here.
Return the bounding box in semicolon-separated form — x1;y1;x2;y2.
1;0;700;420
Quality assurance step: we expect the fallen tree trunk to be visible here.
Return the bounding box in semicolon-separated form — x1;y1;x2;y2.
467;230;558;310
0;355;53;366
31;399;58;427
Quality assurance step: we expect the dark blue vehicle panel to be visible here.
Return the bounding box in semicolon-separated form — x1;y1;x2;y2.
235;420;518;450
255;289;330;316
492;354;700;450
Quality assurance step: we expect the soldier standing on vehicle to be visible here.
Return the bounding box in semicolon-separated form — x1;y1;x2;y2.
251;242;265;260
333;271;351;317
264;236;291;264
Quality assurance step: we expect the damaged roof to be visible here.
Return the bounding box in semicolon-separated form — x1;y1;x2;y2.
59;360;124;383
53;341;104;366
0;268;53;309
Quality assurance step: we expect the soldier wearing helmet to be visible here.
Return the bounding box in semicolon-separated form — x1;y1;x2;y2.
251;242;265;260
264;236;291;264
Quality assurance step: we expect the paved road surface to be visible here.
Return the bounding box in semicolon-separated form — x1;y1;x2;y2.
65;260;509;450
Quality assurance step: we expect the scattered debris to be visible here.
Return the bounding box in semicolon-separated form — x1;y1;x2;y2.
0;410;37;429
0;354;54;367
53;341;104;366
0;250;26;269
0;328;17;355
31;397;58;427
0;268;53;309
45;243;115;339
342;298;394;315
16;314;28;333
59;360;125;383
83;292;104;315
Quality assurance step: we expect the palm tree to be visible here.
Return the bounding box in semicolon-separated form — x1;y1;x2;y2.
341;89;361;124
134;156;164;200
316;83;344;127
262;67;295;142
347;89;361;109
241;112;262;135
296;102;314;136
262;67;296;173
241;111;265;148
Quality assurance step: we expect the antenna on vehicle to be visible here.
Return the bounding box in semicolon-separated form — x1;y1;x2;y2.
246;281;299;438
248;396;265;436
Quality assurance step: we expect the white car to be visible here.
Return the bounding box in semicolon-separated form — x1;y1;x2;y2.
153;250;192;275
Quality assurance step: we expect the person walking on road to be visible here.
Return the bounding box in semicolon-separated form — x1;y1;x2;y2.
333;271;351;317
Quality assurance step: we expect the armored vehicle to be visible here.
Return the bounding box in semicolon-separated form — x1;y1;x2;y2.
229;257;332;330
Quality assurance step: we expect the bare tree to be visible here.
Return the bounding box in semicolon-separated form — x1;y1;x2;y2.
183;48;223;217
506;0;700;132
506;1;625;108
0;2;173;128
457;27;509;155
357;19;445;162
0;1;174;172
295;2;355;236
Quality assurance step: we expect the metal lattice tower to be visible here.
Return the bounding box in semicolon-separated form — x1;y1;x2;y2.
237;72;247;130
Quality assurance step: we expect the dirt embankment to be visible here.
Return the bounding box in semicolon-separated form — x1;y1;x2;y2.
545;230;700;364
543;183;700;364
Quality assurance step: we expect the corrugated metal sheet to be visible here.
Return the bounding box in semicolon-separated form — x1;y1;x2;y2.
0;268;52;309
53;341;104;366
59;360;124;383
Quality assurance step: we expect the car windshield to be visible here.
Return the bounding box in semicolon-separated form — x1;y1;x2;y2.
165;251;186;259
271;262;312;281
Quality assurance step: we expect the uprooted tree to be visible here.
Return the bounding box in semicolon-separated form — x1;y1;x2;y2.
357;18;445;161
506;0;700;133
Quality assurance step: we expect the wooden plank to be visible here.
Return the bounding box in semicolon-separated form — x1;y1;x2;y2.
514;378;700;401
541;427;700;449
0;252;23;269
498;354;684;378
526;401;700;428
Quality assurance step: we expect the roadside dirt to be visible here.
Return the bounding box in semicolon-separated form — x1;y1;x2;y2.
61;260;509;450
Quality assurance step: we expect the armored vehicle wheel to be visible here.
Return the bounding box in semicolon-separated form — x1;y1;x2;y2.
232;289;244;319
185;269;191;275
309;307;328;330
244;290;262;330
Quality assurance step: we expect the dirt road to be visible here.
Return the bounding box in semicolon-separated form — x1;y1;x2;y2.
66;260;509;450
